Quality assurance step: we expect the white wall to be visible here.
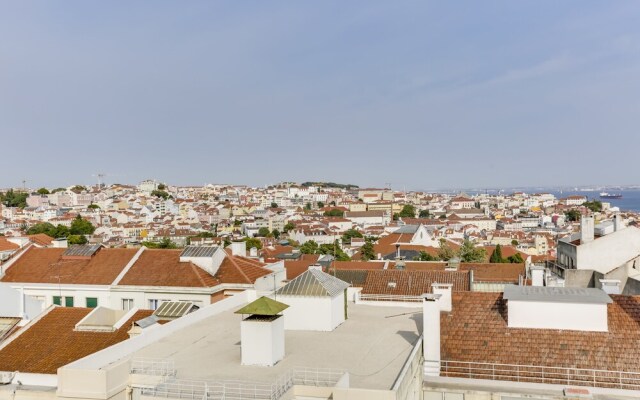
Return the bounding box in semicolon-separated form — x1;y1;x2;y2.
0;283;44;319
240;315;285;366
508;300;608;332
278;296;334;331
576;228;640;274
331;291;346;328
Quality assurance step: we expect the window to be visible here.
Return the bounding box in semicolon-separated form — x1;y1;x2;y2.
122;298;134;311
86;297;98;308
53;296;62;306
148;299;166;310
65;297;74;307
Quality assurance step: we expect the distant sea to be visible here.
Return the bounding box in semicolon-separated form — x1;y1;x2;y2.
546;190;640;213
446;188;640;213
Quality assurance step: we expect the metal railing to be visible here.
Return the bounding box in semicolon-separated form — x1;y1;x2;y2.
139;366;346;400
131;358;177;377
358;294;423;303
546;260;567;279
437;360;640;391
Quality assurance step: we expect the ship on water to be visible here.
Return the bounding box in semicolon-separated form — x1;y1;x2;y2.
600;192;623;199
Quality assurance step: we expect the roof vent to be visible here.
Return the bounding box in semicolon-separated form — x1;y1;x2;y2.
388;281;397;288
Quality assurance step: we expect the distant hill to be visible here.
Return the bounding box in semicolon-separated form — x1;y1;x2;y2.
301;182;359;190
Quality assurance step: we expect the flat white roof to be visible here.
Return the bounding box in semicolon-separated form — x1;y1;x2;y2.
132;302;422;390
504;285;612;304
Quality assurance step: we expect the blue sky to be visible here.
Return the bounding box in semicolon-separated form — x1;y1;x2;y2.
1;1;639;190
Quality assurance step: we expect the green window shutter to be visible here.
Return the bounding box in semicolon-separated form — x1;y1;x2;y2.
53;296;62;306
86;298;98;308
65;297;74;307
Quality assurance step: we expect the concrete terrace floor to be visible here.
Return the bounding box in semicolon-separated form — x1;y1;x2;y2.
133;303;423;390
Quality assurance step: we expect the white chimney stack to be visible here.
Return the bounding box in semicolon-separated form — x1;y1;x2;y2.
231;241;247;257
422;293;441;377
581;216;594;243
614;214;623;232
432;283;452;312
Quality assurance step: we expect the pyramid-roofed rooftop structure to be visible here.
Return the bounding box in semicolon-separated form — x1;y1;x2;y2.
234;296;289;316
276;267;350;297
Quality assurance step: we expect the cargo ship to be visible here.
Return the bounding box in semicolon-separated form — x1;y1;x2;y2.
600;192;623;199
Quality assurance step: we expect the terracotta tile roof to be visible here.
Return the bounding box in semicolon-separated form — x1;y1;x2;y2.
0;307;152;374
218;249;272;284
0;238;20;252
284;254;321;279
388;262;524;283
361;270;470;296
117;249;220;287
27;233;54;247
331;261;386;270
1;247;138;285
441;293;640;372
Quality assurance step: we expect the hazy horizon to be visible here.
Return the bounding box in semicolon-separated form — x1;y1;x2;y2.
2;1;639;190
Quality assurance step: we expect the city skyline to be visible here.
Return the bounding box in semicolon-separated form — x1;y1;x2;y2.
2;1;639;189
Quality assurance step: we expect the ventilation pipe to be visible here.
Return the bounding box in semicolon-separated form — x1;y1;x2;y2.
432;283;452;312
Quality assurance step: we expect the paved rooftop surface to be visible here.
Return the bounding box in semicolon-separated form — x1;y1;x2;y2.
132;303;423;390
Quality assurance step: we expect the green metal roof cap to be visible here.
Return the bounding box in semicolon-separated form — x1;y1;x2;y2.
234;296;290;316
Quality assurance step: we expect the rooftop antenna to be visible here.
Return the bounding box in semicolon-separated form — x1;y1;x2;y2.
92;173;107;188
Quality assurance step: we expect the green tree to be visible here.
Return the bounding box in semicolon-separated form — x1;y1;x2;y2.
157;183;166;190
26;222;56;236
458;239;487;263
70;215;96;235
271;229;280;239
507;253;524;263
304;202;312;210
270;202;278;208
584;200;603;213
317;201;325;208
414;251;438;261
143;237;177;249
341;229;363;245
299;240;319;254
67;235;88;245
283;222;296;233
37;188;50;195
319;240;350;261
151;190;170;200
437;240;456;261
397;205;416;218
244;237;263;251
1;189;28;208
257;227;271;237
489;244;505;263
51;188;66;193
360;239;376;261
511;239;519;246
419;209;430;218
88;203;100;209
70;185;87;194
565;209;581;222
323;209;344;217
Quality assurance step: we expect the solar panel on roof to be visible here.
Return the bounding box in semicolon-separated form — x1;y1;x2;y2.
180;246;217;258
0;317;21;342
62;244;102;257
153;301;199;319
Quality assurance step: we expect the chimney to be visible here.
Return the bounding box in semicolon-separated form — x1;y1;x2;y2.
231;241;247;257
236;297;288;367
581;216;594;243
531;266;545;286
422;293;441;377
614;214;623;232
431;283;452;312
395;244;401;259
